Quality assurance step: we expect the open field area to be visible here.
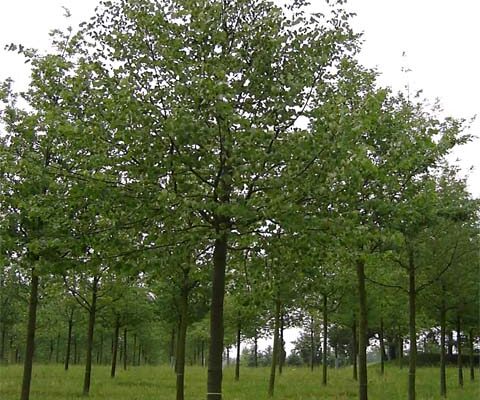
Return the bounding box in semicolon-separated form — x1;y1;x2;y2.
1;364;478;400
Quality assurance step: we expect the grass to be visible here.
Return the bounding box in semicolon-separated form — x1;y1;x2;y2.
0;363;478;399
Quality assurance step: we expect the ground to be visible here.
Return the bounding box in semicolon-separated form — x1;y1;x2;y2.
0;364;478;399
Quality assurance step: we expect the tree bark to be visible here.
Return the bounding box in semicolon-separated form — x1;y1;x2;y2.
207;232;228;400
310;315;315;372
408;250;417;400
170;327;176;369
379;318;385;376
55;334;60;363
447;330;453;356
98;332;103;365
279;312;285;375
253;332;258;368
356;259;368;400
20;268;39;400
83;276;99;396
176;285;189;400
123;328;128;370
132;334;136;367
352;317;358;381
111;316;120;378
0;326;6;363
457;314;463;387
322;294;328;386
74;335;78;365
235;322;241;381
399;335;404;369
469;329;475;381
268;299;281;397
439;295;447;397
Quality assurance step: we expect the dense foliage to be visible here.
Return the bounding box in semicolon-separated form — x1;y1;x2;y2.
0;1;478;400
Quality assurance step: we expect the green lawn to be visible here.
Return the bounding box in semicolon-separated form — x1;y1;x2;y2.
0;364;478;399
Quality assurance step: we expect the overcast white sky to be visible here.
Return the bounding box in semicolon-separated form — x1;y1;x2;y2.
0;0;478;353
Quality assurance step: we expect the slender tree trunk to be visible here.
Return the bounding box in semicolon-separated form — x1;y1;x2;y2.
123;328;128;370
176;285;189;400
457;314;463;387
83;276;99;396
207;232;228;400
253;332;258;368
49;338;54;363
132;334;136;367
235;322;241;381
356;259;368;400
111;316;120;378
201;341;205;367
268;300;281;397
226;347;230;366
469;329;475;381
98;333;103;365
322;294;328;386
440;296;447;398
20;268;39;400
170;327;176;369
399;335;404;369
310;315;315;372
279;312;285;375
74;335;78;365
56;334;60;364
137;343;141;366
0;326;6;363
447;331;453;356
352;317;358;381
408;250;417;400
379;318;385;376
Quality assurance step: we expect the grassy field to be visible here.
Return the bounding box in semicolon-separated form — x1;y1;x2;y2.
0;364;478;399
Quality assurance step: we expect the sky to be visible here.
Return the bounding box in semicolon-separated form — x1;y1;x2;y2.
1;0;479;352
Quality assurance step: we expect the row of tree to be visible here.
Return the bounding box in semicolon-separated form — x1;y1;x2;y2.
0;1;478;400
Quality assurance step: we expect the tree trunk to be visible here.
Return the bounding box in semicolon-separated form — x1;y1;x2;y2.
123;328;128;371
457;314;463;387
111;316;120;378
279;312;285;375
352;317;358;381
408;250;417;400
56;334;61;364
132;334;136;367
201;341;205;367
98;333;103;365
20;268;39;400
440;295;447;397
235;322;241;381
0;326;5;363
170;327;176;369
310;315;315;372
49;338;54;363
137;343;141;366
322;294;328;386
268;299;281;397
74;335;78;365
253;332;258;368
379;318;385;376
207;233;228;400
469;329;475;381
83;276;99;396
399;335;404;369
176;285;189;400
447;331;453;356
356;259;368;400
